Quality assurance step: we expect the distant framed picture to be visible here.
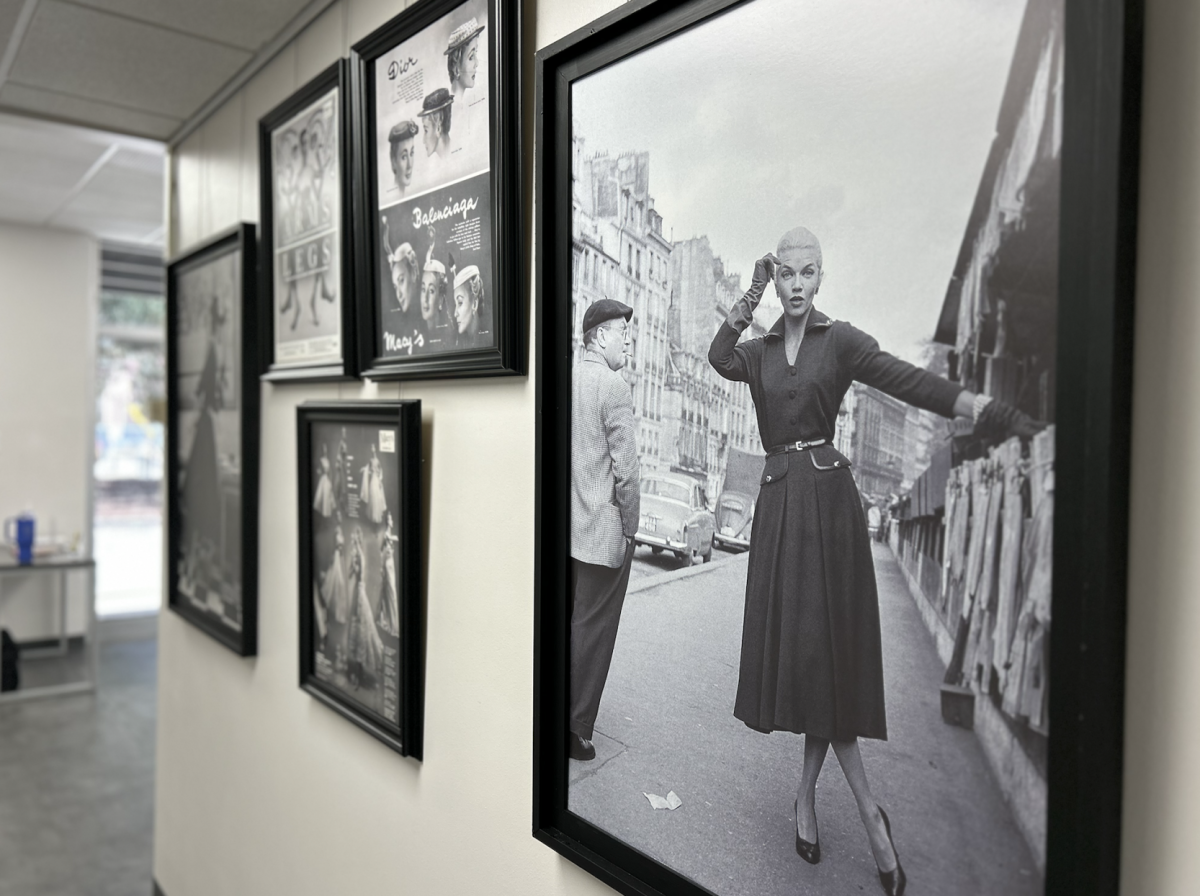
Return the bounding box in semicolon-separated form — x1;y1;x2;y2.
259;60;357;381
350;0;524;380
534;1;1141;896
297;401;424;757
167;223;258;656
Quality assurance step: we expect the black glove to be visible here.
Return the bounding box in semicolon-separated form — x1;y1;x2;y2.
976;399;1044;440
726;253;780;330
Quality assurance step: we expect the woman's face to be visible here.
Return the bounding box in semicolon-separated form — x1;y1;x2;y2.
390;138;414;189
422;116;439;157
391;263;412;312
459;37;480;88
774;245;824;320
420;271;441;321
453;283;477;333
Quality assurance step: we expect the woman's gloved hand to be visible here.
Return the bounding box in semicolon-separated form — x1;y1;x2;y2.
976;397;1045;440
726;253;780;330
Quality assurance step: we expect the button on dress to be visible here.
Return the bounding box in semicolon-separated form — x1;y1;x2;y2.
709;310;960;740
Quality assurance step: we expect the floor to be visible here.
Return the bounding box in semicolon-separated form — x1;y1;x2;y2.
0;637;157;896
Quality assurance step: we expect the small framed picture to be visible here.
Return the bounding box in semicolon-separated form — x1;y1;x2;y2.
167;224;259;656
259;60;358;381
297;401;424;757
350;0;524;380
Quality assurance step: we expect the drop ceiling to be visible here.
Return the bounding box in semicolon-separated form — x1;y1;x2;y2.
0;0;326;141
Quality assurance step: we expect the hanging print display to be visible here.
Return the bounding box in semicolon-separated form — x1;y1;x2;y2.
351;0;523;380
167;224;258;656
259;60;357;380
298;402;424;757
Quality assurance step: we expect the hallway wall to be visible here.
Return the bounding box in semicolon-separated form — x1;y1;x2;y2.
152;0;1200;894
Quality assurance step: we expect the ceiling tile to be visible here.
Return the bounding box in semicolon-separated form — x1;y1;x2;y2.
0;83;180;140
0;0;26;45
67;0;318;52
8;1;252;119
52;157;164;242
0;112;106;222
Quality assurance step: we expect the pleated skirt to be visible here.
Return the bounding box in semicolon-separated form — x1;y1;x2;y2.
733;448;888;741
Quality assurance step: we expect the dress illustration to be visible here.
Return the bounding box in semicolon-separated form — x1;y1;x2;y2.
376;518;399;638
345;533;384;687
313;449;335;518
318;529;349;667
360;448;388;524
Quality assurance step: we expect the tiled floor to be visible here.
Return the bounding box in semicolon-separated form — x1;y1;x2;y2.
0;638;156;896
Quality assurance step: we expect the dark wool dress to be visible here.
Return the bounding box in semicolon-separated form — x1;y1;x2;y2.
709;311;960;740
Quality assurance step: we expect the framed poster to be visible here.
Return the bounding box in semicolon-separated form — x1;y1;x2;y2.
297;401;424;757
167;224;259;656
350;0;524;380
259;60;358;381
534;1;1140;895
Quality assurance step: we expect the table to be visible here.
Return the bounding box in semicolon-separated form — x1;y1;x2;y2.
0;554;98;702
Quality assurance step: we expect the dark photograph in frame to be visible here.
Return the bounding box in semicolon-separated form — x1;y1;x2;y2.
258;59;358;381
297;401;424;758
167;223;259;656
534;1;1140;896
350;0;524;380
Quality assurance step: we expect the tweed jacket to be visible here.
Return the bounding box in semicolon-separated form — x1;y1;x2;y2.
571;350;640;567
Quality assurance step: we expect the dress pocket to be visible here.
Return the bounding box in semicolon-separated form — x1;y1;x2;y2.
760;452;788;485
809;444;852;472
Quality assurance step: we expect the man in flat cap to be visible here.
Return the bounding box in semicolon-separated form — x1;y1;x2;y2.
569;298;640;761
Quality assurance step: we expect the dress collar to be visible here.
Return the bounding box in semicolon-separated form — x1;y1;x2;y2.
764;308;832;341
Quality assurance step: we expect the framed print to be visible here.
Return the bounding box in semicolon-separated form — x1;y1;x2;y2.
167;224;259;656
297;401;424;758
350;0;524;380
259;60;358;381
534;0;1140;895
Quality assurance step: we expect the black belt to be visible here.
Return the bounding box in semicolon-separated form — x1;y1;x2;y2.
767;439;826;456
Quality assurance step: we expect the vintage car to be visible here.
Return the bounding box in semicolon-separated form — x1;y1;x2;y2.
713;448;765;552
635;473;716;567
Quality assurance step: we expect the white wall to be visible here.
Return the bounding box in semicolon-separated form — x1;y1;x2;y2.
0;221;96;637
151;0;1200;895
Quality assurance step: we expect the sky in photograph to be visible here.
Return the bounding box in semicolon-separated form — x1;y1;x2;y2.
573;0;1033;363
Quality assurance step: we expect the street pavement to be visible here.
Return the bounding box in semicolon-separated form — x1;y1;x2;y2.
569;543;1042;896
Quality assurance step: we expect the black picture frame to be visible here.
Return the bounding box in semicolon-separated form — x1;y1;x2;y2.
533;2;1142;896
259;59;358;382
350;0;524;381
166;223;259;656
297;401;424;758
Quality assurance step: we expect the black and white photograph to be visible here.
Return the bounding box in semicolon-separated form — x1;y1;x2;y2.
297;403;424;757
351;0;523;380
259;61;357;381
540;0;1081;894
167;224;258;655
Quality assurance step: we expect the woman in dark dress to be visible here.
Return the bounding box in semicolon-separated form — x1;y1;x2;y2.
708;226;1038;895
181;296;226;590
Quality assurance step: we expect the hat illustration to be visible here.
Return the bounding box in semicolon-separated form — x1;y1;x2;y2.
388;120;418;143
445;18;486;54
453;264;481;290
418;88;454;117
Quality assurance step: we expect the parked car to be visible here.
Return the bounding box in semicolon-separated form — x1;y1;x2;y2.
714;448;765;552
635;473;716;567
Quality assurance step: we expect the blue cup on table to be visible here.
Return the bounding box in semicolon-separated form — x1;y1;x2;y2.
4;514;35;565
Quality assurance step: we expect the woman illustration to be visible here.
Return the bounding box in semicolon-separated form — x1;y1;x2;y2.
418;238;453;346
303;112;336;323
417;88;453;178
313;443;335;518
359;445;388;525
376;512;399;639
387;119;418;196
332;428;349;516
181;294;227;592
317;525;349;668
708;226;1040;896
445;17;485;145
451;263;485;348
345;527;384;689
382;218;419;320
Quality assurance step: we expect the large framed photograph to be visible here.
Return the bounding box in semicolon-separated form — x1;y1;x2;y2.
259;60;357;381
350;0;524;380
297;402;424;758
534;1;1140;895
167;224;259;656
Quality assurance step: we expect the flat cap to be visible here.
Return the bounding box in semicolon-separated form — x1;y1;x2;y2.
582;298;632;334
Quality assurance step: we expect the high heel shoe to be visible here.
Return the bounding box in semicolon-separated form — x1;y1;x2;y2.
876;806;906;896
793;798;820;865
